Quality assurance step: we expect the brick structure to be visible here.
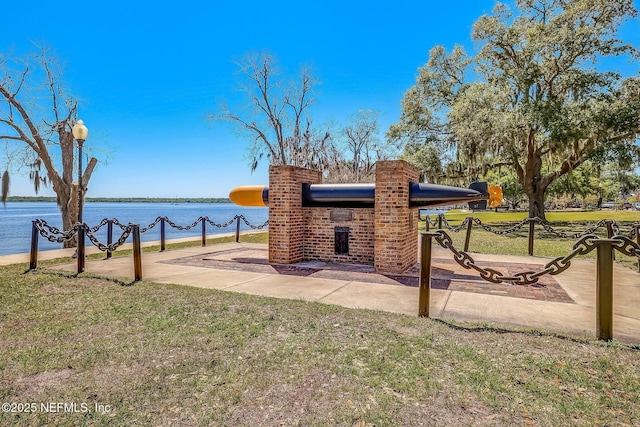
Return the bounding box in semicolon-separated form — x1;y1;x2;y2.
268;160;419;273
303;208;375;265
374;160;420;273
268;165;322;264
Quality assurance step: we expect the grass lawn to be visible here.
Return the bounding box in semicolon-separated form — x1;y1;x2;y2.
1;211;640;426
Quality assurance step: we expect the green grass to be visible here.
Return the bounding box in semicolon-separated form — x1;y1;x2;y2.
1;262;639;426
3;212;640;425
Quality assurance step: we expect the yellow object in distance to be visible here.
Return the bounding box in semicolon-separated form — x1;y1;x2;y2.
488;185;503;207
229;185;267;207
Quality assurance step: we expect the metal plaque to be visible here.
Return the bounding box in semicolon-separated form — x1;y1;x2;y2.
330;209;354;222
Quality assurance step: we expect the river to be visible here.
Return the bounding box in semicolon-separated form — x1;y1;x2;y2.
0;202;269;256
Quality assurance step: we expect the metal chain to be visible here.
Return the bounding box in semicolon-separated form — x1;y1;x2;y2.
238;215;269;230
421;215;439;227
535;218;613;239
439;216;471;233
470;216;531;235
32;213;271;252
434;215;633;239
431;230;600;286
32;219;79;244
140;216;164;233
161;216;203;231
204;216;238;228
610;235;640;258
83;223;133;252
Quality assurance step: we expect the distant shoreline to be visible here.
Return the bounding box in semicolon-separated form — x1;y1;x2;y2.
5;196;232;204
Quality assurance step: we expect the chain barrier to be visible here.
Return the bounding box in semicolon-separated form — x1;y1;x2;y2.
204;216;238;228
32;219;79;244
611;235;640;258
238;215;270;230
427;214;637;239
89;218;129;232
431;229;605;285
83;223;133;252
32;214;269;253
140;216;164;233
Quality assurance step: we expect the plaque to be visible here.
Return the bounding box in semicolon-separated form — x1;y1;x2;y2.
330;209;354;222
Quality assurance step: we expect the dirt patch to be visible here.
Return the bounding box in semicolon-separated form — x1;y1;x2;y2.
15;368;74;395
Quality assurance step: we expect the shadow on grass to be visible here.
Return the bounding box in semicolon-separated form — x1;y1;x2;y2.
433;318;640;352
24;267;138;287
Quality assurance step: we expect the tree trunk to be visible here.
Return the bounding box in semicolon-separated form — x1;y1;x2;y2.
527;189;546;221
519;146;548;221
59;186;79;248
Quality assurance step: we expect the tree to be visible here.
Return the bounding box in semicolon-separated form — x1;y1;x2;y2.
212;52;331;173
325;110;395;183
388;0;640;219
1;46;97;247
400;141;443;183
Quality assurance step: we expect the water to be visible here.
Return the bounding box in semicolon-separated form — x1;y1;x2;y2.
0;202;269;256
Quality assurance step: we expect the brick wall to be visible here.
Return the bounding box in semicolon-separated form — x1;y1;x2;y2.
303;208;375;265
268;165;322;264
374;160;420;274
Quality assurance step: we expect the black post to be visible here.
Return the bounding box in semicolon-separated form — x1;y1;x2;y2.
235;216;241;243
106;220;113;259
606;220;615;261
160;218;166;252
201;217;206;247
463;217;473;252
595;239;614;341
635;224;640;273
437;214;442;230
132;224;142;281
77;224;85;274
528;218;535;256
419;233;434;317
29;221;38;270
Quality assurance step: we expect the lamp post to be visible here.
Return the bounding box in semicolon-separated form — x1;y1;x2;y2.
72;120;88;271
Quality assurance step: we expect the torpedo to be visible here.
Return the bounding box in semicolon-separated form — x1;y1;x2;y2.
229;182;488;209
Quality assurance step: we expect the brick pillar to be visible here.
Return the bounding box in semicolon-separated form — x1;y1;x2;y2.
374;160;420;274
269;165;322;264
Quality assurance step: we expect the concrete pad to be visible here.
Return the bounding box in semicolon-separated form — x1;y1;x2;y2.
319;281;450;317
440;291;595;336
226;274;349;302
152;269;270;290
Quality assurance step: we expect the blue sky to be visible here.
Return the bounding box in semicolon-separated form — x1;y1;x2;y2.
3;0;639;198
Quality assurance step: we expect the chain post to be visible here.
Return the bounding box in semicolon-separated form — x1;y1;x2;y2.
235;216;241;243
437;214;442;230
77;224;85;274
528;217;535;256
201;218;207;247
419;233;434;317
160;218;166;252
106;220;113;259
29;220;39;270
606;220;615;261
636;224;640;273
463;217;473;252
425;216;430;231
132;224;142;281
595;239;614;341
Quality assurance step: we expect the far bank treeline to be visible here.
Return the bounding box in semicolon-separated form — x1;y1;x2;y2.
5;196;232;204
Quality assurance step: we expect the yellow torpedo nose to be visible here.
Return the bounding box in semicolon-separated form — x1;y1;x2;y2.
229;185;268;207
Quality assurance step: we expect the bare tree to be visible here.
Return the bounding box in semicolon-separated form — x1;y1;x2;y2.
1;46;97;247
326;110;395;183
211;52;331;172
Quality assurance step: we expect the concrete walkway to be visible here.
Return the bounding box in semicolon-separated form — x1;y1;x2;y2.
2;235;639;344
